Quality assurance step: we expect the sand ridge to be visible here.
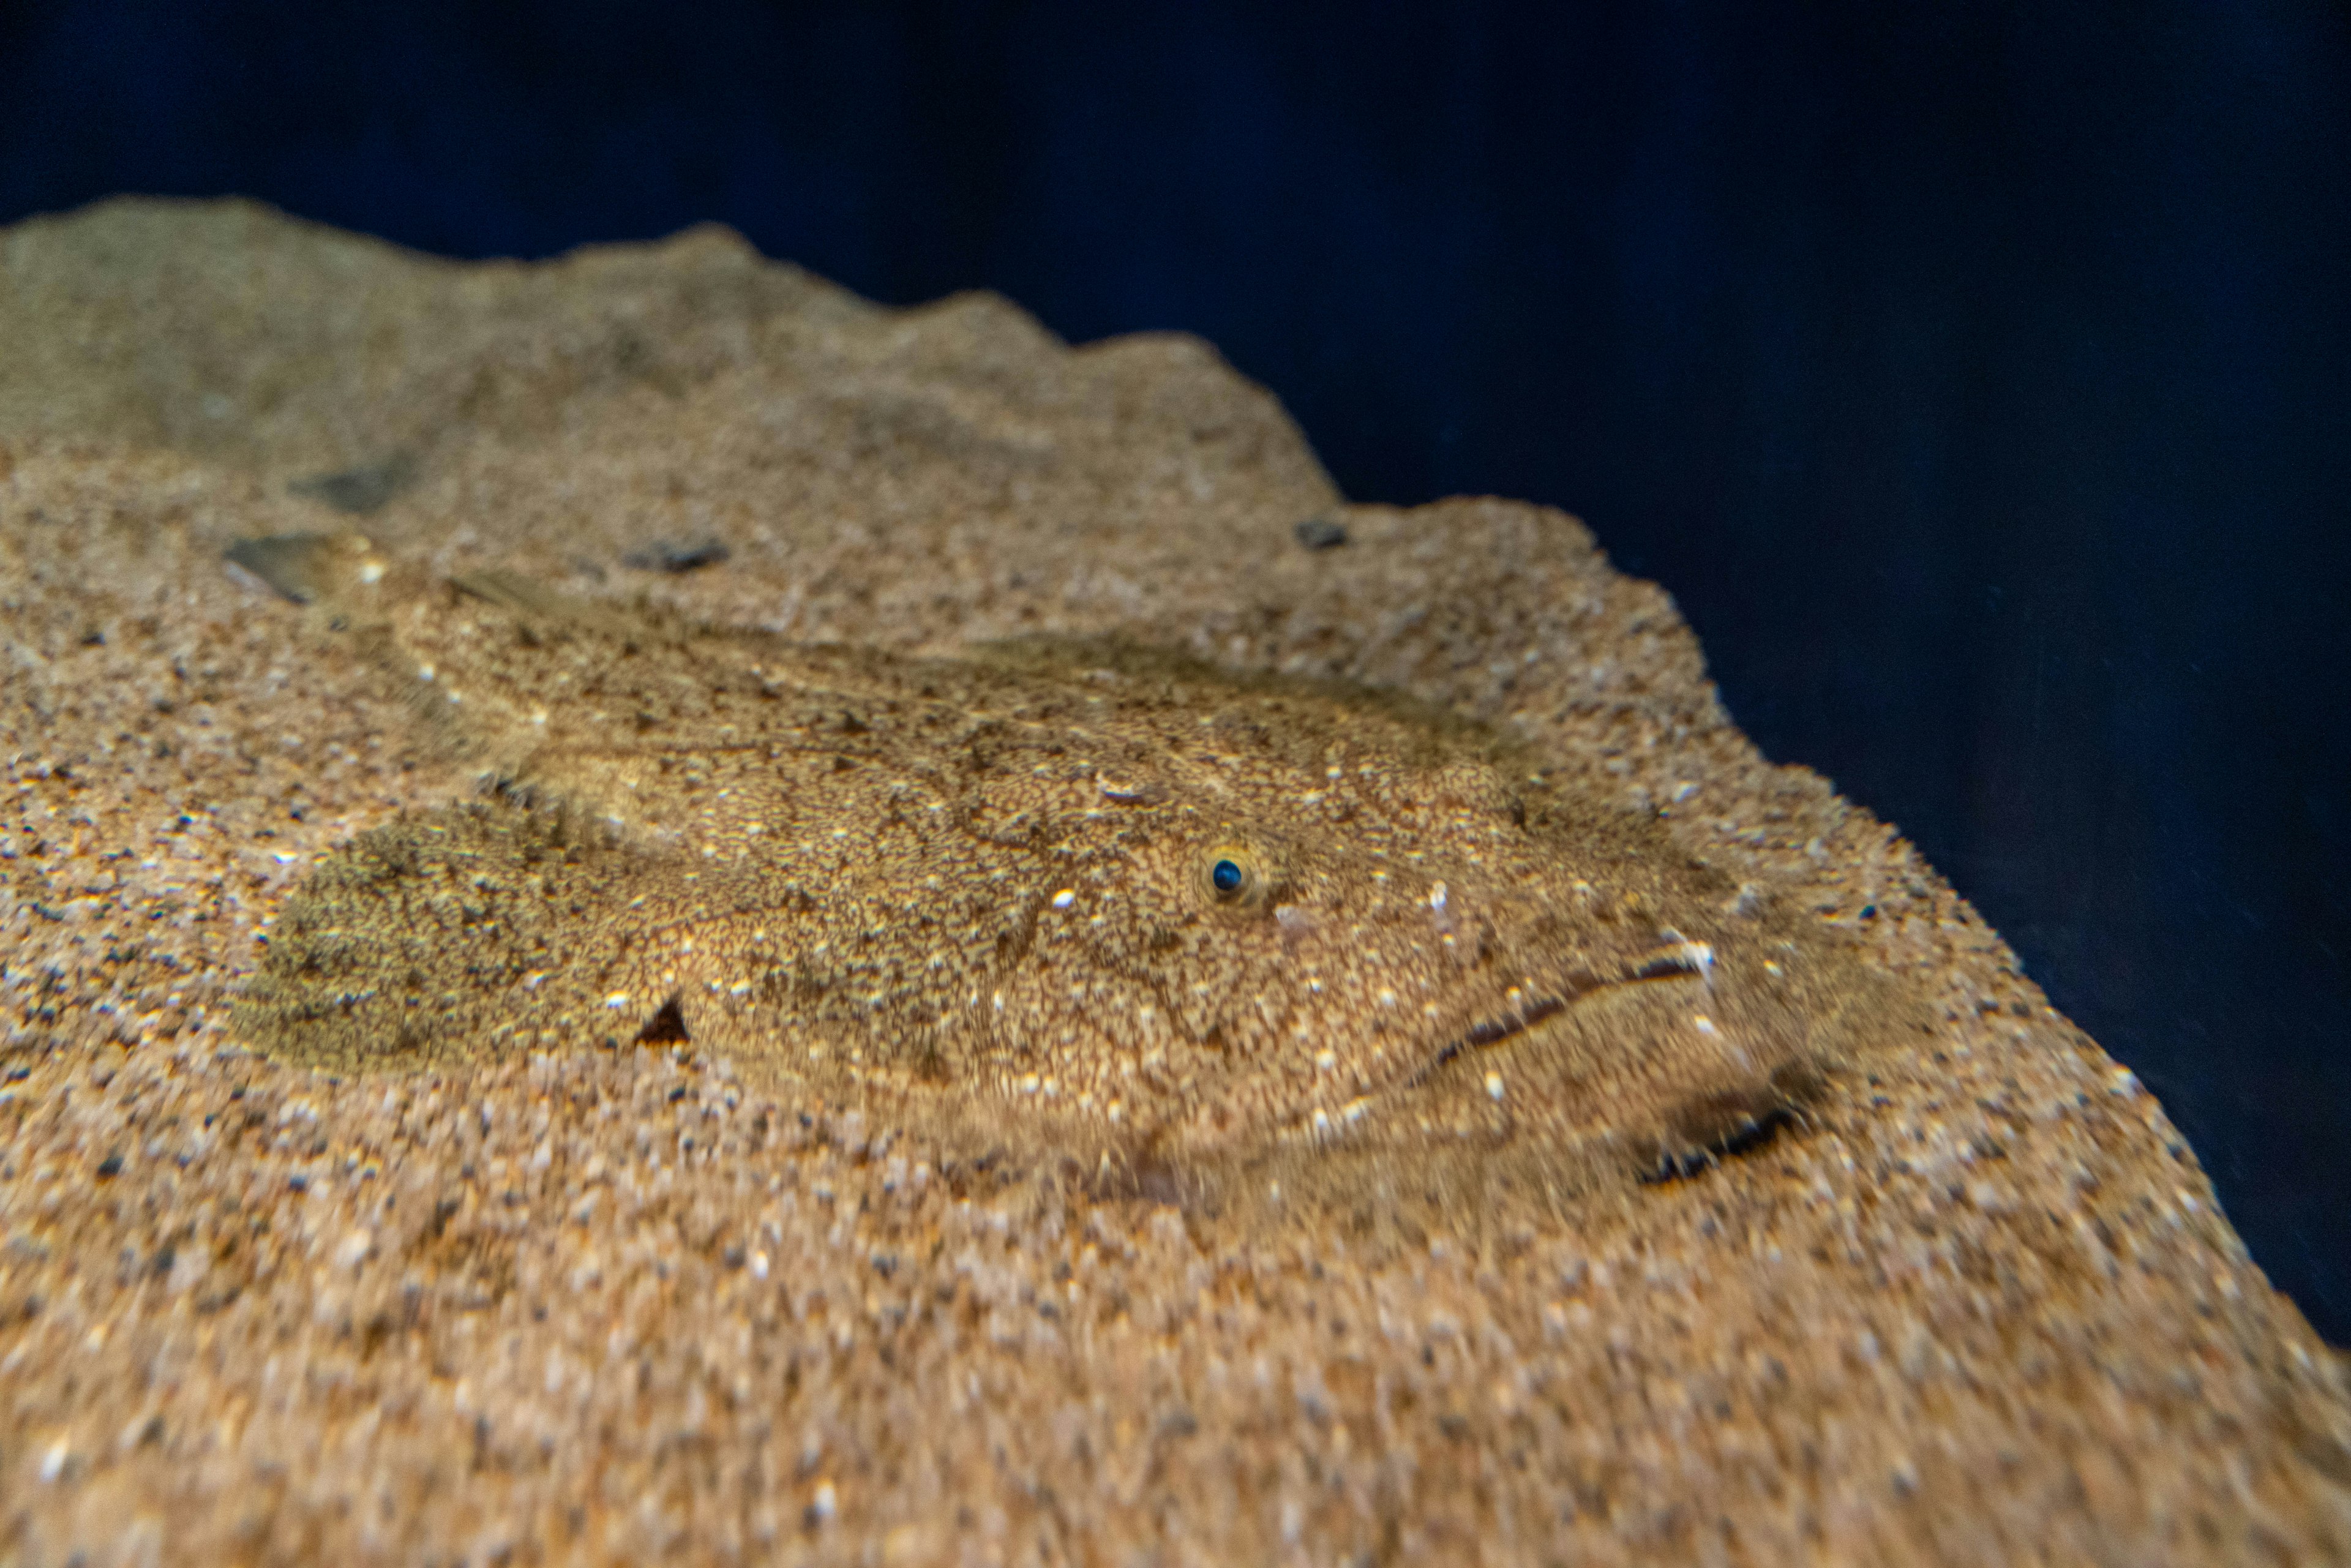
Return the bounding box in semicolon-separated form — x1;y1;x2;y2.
0;199;2345;1565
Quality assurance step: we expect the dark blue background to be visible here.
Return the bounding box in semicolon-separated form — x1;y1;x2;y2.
6;1;2346;1340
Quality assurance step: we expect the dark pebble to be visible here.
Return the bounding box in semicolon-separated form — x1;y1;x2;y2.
624;538;731;573
1292;516;1349;551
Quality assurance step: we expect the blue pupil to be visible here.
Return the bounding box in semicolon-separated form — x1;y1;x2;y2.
1210;858;1244;895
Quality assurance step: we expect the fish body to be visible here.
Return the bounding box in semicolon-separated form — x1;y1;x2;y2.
230;534;1909;1232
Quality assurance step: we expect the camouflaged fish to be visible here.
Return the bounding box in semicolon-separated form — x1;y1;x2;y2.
227;533;1911;1233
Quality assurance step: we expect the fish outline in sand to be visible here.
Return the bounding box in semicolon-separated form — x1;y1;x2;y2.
227;532;1916;1232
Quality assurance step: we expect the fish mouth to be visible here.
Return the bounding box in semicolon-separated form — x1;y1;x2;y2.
1414;937;1715;1083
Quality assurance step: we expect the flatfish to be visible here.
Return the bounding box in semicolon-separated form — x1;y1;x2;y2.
228;533;1913;1234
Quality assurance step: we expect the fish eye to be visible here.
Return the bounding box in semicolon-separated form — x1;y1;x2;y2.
1196;839;1278;909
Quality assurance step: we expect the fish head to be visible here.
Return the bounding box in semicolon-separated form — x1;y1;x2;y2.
942;675;1829;1174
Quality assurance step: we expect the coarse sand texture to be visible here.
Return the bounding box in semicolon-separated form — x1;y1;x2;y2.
1;198;2347;1565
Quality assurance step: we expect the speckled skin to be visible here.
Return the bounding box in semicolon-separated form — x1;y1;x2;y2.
231;538;1906;1239
1;201;2346;1566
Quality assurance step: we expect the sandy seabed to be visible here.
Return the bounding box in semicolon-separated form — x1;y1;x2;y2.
0;199;2345;1566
